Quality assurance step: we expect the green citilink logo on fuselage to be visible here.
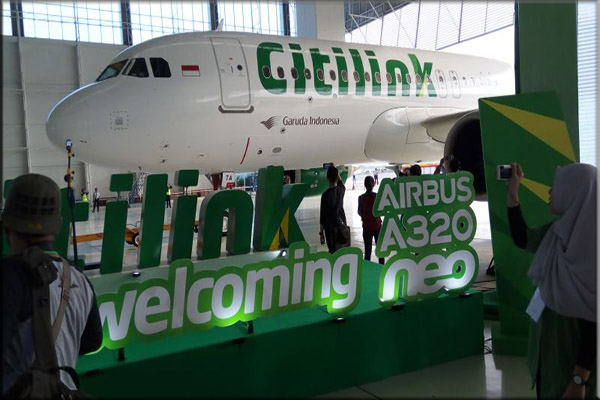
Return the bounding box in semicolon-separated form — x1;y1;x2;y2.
257;41;437;98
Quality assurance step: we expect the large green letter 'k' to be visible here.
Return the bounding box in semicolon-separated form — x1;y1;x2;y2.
253;166;308;251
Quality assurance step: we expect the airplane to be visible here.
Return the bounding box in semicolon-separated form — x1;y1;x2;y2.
46;31;513;197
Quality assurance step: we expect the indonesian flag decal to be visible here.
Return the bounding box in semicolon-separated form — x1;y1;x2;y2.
181;65;200;77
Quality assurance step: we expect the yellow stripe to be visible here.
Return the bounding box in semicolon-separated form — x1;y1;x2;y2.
418;80;426;97
481;100;576;161
521;178;551;204
269;210;291;250
281;209;290;243
269;230;279;251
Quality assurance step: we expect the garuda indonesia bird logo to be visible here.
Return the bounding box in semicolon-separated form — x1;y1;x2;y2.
260;116;280;130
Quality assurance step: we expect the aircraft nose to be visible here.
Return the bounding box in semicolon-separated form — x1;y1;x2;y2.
46;91;90;150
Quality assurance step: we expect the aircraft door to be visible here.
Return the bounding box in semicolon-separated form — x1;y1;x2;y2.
435;70;447;98
449;70;461;98
210;37;252;111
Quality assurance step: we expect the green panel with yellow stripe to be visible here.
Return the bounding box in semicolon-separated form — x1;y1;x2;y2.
478;91;577;355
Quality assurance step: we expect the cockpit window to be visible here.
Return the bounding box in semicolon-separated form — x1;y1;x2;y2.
127;58;149;78
121;59;133;75
96;59;128;82
150;58;171;78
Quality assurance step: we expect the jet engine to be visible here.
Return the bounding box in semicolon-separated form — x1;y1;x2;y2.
443;111;487;200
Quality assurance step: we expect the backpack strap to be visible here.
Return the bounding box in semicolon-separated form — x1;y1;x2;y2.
51;259;71;343
29;264;60;374
56;366;80;389
12;247;61;374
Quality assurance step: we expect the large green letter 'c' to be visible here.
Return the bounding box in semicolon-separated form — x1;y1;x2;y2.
257;42;287;94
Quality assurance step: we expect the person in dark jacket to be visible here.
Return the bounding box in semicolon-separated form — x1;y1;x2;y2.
507;162;596;399
319;166;346;253
358;176;384;264
409;164;422;176
2;174;103;394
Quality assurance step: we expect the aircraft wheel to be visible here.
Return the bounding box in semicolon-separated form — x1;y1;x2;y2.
193;212;228;236
222;211;229;237
132;232;140;247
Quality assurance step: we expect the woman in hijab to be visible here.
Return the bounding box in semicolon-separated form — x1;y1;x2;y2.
507;162;596;399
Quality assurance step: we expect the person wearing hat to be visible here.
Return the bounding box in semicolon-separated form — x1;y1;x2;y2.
2;174;102;394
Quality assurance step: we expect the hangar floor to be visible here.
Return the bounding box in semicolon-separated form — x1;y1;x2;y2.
74;172;533;398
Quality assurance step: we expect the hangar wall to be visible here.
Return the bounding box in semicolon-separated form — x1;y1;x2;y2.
2;36;213;198
516;2;579;155
296;1;345;41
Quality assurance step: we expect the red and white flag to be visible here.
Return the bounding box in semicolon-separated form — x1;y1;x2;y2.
181;65;200;77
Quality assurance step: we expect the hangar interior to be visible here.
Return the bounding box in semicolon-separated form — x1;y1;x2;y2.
3;1;595;198
1;1;597;398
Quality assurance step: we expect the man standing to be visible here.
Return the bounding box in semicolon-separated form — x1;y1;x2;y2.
80;188;88;203
319;166;348;253
358;176;384;264
92;187;101;213
166;184;172;208
2;174;102;395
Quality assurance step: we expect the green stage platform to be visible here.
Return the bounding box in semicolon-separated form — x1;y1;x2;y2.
77;261;484;398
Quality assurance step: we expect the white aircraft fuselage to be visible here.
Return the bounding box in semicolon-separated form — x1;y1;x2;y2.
46;31;513;173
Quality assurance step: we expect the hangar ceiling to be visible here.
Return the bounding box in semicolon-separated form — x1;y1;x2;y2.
345;0;514;51
344;1;408;32
1;0;595;195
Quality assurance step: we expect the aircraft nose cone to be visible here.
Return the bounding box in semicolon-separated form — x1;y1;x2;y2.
46;92;90;150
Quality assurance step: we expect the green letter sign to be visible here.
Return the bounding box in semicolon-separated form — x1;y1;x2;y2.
97;242;363;349
138;174;168;268
253;166;308;251
100;173;134;274
168;170;200;262
373;172;478;304
197;190;254;260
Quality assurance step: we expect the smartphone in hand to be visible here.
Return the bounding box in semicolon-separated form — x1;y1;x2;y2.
497;164;513;180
